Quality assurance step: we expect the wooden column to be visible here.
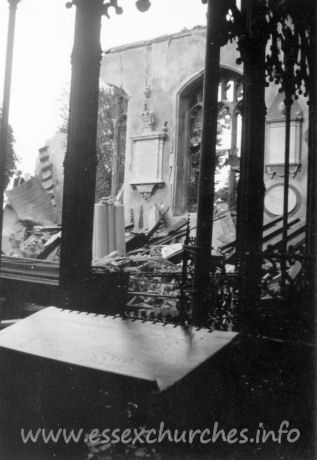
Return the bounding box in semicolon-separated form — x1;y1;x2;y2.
60;0;102;284
281;97;292;290
0;0;21;263
236;0;266;325
192;0;222;325
305;3;317;309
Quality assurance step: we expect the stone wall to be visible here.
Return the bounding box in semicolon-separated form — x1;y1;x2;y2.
101;26;241;229
101;25;309;230
39;26;309;234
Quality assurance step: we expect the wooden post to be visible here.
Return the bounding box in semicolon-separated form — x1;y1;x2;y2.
192;0;221;325
60;0;102;284
281;97;292;291
0;0;21;263
305;3;317;309
236;0;266;326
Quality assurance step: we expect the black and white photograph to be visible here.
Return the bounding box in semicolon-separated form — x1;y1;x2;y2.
0;0;315;459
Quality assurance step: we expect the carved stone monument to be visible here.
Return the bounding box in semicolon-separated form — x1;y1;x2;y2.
130;100;167;201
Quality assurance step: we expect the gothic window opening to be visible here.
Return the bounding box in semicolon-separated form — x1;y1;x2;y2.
188;103;203;211
183;69;243;214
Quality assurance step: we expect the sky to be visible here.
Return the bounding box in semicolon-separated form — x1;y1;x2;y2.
0;0;207;175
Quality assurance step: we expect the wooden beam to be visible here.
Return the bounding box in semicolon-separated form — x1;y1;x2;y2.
60;0;102;284
192;0;222;325
0;306;239;391
305;2;317;308
0;0;21;267
236;0;266;325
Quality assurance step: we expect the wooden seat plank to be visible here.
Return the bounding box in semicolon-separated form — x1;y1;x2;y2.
0;307;238;391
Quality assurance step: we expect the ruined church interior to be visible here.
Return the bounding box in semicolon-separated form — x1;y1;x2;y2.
0;1;315;459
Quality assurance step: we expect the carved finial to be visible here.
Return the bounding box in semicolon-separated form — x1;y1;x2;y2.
144;85;151;99
135;0;151;12
65;0;123;16
102;0;123;18
141;103;154;131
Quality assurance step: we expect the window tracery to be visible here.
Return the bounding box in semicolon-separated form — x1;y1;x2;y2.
186;71;243;213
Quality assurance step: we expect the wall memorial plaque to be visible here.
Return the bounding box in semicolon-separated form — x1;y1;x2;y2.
129;130;167;201
264;183;299;217
130;132;166;184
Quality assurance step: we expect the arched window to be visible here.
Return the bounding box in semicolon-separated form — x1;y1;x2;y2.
188;103;203;211
174;68;243;214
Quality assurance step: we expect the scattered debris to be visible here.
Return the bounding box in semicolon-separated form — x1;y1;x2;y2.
2;185;305;322
5;177;58;225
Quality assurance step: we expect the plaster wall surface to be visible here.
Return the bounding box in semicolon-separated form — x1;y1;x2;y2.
39;26;309;235
101;27;243;228
101;26;308;231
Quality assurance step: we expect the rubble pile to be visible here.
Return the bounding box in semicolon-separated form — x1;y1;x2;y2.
4;223;61;261
3;178;61;262
91;203;237;321
93;242;190;322
2;183;238;321
4;182;305;319
2;183;191;320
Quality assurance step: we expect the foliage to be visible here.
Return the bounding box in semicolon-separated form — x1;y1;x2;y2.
95;87;115;202
59;85;125;202
0;111;19;188
215;183;229;204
